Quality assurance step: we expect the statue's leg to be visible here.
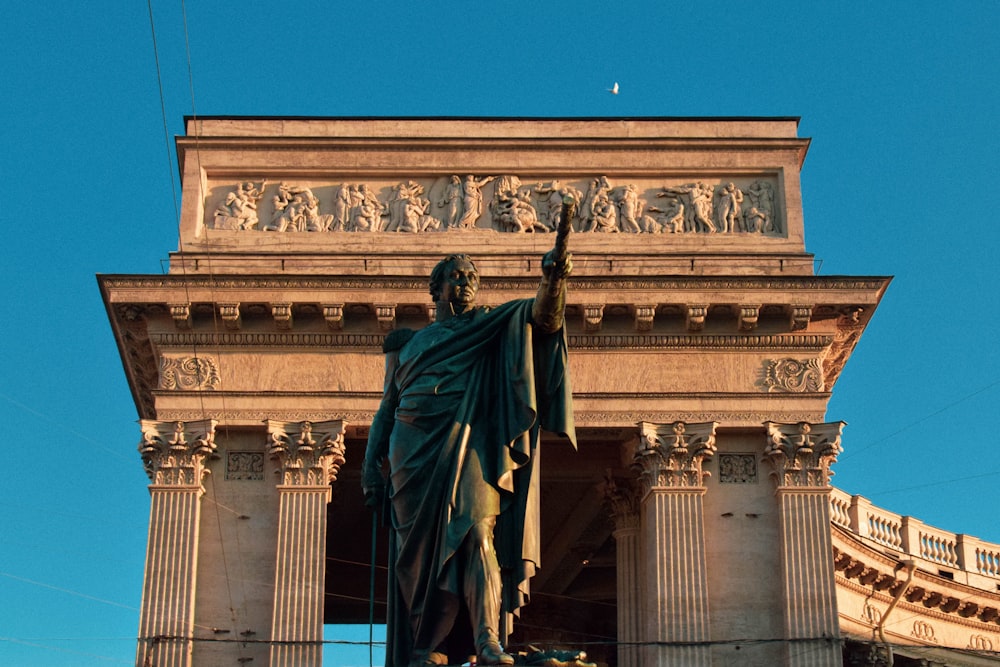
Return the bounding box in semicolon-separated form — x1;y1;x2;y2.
463;517;513;665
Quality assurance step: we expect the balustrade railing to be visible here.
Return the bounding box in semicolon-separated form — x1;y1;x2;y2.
830;487;1000;583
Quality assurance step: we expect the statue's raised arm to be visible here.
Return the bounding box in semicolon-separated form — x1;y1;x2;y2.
532;195;575;333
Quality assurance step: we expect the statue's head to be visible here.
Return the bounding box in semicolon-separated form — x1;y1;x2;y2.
430;254;480;312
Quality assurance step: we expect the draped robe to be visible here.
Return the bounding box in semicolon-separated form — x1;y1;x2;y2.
365;298;575;666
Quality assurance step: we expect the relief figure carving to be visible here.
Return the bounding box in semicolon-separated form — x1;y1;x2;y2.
456;175;495;229
747;180;777;232
716;182;744;233
214;179;267;230
207;175;781;237
437;175;464;229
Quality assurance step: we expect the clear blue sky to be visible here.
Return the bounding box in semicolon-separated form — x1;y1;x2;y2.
2;1;998;665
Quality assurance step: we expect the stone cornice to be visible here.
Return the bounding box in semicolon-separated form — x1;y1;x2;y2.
100;273;889;292
153;408;827;428
177;135;811;161
146;331;836;351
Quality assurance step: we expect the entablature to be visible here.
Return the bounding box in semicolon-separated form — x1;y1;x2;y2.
833;527;1000;633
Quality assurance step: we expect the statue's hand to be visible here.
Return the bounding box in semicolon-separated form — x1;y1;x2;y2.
361;461;386;510
541;249;572;281
363;483;384;510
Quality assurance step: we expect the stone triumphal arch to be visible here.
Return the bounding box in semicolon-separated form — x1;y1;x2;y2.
100;117;1000;666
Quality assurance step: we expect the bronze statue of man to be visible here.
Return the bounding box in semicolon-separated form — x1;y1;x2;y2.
363;247;575;667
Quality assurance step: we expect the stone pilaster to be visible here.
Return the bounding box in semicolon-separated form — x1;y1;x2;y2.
265;420;347;667
634;421;717;667
603;475;641;667
136;419;218;667
764;421;845;667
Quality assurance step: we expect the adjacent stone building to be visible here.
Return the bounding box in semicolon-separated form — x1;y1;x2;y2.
100;117;1000;666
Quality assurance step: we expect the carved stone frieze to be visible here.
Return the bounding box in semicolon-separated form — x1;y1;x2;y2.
634;421;718;492
151;331;387;348
764;421;844;488
159;355;221;391
160;409;372;424
824;317;865;389
118;313;157;417
102;274;887;293
911;619;938;643
226;451;265;481
266;419;347;487
147;329;835;351
762;358;823;393
138;419;218;487
205;175;784;237
718;453;758;484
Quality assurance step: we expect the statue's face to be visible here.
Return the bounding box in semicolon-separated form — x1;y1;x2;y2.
442;258;479;311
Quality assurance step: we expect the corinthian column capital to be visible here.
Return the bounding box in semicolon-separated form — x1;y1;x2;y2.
764;420;845;488
138;419;218;487
634;421;718;493
602;473;641;532
266;419;347;487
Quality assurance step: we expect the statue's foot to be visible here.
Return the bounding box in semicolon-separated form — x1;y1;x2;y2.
478;640;515;665
409;650;448;666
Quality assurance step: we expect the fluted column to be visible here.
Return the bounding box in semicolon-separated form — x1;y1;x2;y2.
634;421;717;667
604;475;641;667
764;421;845;667
136;419;218;667
266;420;346;667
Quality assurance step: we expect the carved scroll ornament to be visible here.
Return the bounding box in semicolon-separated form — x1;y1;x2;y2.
159;356;221;391
763;358;823;393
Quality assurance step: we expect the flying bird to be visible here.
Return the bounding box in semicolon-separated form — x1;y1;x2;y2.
608;82;619;95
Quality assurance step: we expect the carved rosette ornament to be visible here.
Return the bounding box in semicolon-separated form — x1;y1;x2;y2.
763;421;845;488
266;419;347;487
138;419;218;487
634;421;718;492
